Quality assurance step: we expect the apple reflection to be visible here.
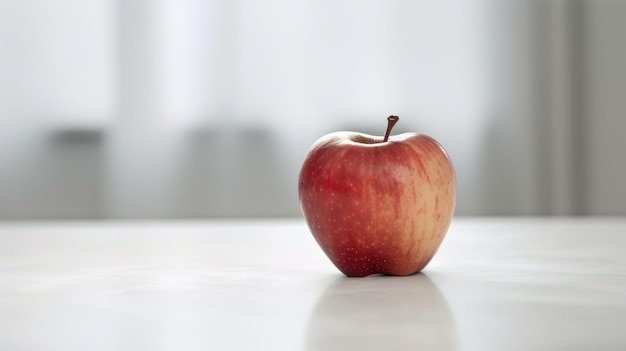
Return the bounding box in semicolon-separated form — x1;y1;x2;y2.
305;273;457;351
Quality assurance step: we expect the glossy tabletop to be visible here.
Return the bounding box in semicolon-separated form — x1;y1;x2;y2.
1;218;625;350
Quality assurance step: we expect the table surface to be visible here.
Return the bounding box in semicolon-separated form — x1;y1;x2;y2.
1;217;625;351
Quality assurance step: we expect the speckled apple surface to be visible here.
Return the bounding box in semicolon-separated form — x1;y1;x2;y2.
299;131;456;276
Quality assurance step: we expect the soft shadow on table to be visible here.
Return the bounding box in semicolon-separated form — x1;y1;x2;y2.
305;273;457;351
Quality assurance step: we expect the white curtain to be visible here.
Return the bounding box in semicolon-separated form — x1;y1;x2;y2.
1;0;625;218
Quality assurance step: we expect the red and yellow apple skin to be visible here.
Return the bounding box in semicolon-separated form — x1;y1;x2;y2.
298;130;456;277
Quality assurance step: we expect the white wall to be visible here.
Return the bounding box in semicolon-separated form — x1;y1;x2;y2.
585;1;626;215
0;0;624;218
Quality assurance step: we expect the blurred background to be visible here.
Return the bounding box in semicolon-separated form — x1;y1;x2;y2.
0;0;625;219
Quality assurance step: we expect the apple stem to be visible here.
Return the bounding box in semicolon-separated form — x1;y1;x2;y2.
383;115;399;142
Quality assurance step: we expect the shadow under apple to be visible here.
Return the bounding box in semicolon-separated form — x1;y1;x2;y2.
305;273;457;351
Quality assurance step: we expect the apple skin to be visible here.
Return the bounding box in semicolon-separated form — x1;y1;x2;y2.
298;131;456;277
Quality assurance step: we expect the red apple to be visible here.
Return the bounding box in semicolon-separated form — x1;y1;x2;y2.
299;116;456;277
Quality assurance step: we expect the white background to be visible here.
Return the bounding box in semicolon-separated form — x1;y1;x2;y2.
1;0;625;218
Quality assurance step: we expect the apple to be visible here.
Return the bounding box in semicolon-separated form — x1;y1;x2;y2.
298;116;456;277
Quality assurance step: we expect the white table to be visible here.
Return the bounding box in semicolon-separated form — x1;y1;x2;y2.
1;218;625;350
